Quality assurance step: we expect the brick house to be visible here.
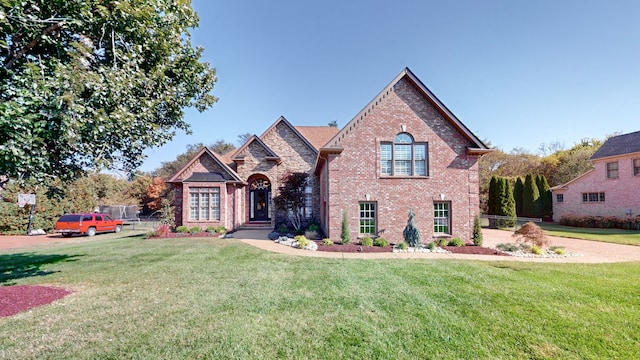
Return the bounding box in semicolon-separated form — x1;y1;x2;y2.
168;68;490;242
551;131;640;221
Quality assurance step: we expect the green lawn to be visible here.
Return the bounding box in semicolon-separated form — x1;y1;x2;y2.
1;234;639;359
539;223;640;245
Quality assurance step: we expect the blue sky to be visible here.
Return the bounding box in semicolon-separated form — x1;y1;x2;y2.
140;0;640;173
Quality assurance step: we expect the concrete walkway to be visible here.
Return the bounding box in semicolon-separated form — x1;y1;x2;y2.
233;229;640;263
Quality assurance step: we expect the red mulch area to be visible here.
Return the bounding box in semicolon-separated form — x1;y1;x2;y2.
443;245;510;256
0;285;72;318
316;242;393;253
150;232;223;239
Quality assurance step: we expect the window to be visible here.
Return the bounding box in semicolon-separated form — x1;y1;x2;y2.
189;187;220;220
434;202;450;234
359;202;376;235
606;162;619;179
582;192;605;203
381;133;427;176
303;184;313;218
556;194;564;203
634;159;640;176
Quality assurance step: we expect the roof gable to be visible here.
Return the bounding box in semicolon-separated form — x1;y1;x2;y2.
167;147;243;183
590;131;640;160
259;116;319;155
230;135;281;163
323;67;489;152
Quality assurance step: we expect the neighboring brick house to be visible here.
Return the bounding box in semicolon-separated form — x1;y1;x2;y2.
168;68;490;242
551;131;640;221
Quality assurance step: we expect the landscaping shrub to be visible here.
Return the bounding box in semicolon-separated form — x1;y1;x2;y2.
176;226;189;233
278;223;288;234
154;225;172;238
321;238;333;245
531;245;543;255
294;235;310;249
341;210;350;245
448;238;464;247
427;242;436;251
396;242;408;250
360;236;373;246
373;237;388;247
472;214;483;246
550;246;566;255
215;226;227;234
559;214;640;230
189;226;202;234
437;238;449;247
496;243;519;252
403;209;421;247
308;223;320;232
268;231;280;240
512;222;549;248
206;226;217;233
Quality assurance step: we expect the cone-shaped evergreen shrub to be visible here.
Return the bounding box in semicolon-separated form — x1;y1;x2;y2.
523;174;540;218
513;177;524;216
340;210;350;245
473;215;483;246
403;209;421;247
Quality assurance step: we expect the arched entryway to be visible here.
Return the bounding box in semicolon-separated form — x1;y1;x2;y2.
249;177;271;222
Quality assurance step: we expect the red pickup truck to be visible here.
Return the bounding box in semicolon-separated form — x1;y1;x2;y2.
54;213;123;237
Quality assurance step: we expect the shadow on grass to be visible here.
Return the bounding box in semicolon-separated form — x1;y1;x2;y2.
0;253;82;285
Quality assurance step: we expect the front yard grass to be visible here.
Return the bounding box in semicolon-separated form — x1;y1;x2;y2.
539;223;640;245
1;234;639;359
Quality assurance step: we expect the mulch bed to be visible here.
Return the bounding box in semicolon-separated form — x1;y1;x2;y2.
443;245;510;256
316;242;393;253
0;285;72;318
315;241;509;255
149;232;224;239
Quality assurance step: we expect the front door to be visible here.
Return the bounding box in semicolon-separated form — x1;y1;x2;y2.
250;178;271;221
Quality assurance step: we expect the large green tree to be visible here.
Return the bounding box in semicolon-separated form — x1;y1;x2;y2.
0;0;217;184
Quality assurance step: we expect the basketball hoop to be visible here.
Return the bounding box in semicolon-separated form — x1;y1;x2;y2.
17;193;36;208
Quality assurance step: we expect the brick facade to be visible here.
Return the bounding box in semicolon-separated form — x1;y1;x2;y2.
318;76;484;242
552;154;640;220
169;68;489;240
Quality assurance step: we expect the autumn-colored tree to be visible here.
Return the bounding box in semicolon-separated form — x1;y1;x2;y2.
145;177;168;212
512;222;549;248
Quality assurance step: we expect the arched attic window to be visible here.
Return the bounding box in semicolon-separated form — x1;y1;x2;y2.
381;133;427;176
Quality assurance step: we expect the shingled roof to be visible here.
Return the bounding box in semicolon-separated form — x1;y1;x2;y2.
295;126;339;150
590;131;640;160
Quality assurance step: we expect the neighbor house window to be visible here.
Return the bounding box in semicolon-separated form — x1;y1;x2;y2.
582;192;605;203
556;194;564;203
634;159;640;176
381;133;427;176
189;187;220;220
434;202;450;234
606;162;619;179
359;202;376;235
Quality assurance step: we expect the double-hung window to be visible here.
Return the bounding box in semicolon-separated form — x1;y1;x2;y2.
634;159;640;176
359;202;376;235
189;187;220;220
381;133;427;176
434;202;450;235
606;162;619;179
